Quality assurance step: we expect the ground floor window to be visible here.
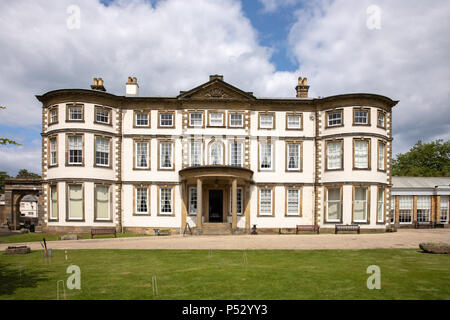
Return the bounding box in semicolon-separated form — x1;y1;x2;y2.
189;187;197;215
353;187;369;222
377;188;385;223
95;185;110;220
399;196;413;223
49;185;58;220
135;186;149;214
258;188;273;216
160;187;173;215
286;188;301;216
326;187;341;222
440;196;449;223
68;184;83;220
417;196;431;222
229;187;243;215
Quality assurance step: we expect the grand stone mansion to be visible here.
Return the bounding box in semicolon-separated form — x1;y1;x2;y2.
33;75;399;234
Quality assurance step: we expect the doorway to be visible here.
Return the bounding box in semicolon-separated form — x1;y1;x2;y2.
208;190;223;222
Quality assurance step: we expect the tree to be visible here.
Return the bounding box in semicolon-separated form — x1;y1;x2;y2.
0;107;21;146
0;171;10;194
392;139;450;177
16;169;41;179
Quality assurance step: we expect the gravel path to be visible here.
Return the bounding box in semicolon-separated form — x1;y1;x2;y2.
1;229;449;251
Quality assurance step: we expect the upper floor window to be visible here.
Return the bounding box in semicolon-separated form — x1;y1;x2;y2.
95;136;110;167
190;140;203;166
259;113;274;129
49;136;57;167
229;113;244;128
49;106;58;125
259;141;273;170
159;140;174;170
377;110;386;128
286;142;301;171
67;104;84;122
378;140;386;171
326;110;343;127
326;140;343;170
353;108;370;125
159;112;174;128
134;140;150;169
135;111;150;127
189;112;203;127
95;106;111;125
286;113;302;130
67;135;83;165
208;112;224;127
209;141;223;165
353;138;370;169
230;141;243;167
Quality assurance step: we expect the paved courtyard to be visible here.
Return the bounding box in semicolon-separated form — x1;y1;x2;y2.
1;229;449;251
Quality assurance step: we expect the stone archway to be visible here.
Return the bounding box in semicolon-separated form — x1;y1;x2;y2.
3;178;43;230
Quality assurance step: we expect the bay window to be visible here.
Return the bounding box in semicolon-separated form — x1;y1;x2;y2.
326;187;342;222
354;139;370;169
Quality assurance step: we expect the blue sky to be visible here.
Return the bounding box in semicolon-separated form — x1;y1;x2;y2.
0;0;449;176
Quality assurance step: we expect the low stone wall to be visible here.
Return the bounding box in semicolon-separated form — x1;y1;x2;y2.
42;226;119;234
123;227;181;235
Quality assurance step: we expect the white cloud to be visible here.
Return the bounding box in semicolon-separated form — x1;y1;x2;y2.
258;0;299;13
288;0;450;154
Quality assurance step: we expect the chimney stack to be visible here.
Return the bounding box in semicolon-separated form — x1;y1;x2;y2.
296;77;309;98
91;77;106;92
126;76;139;97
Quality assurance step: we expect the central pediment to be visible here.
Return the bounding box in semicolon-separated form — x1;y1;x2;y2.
177;75;256;100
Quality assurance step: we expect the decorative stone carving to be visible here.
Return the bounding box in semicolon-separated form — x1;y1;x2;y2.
204;88;228;98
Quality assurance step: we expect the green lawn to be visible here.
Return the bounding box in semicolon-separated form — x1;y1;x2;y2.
0;249;448;300
0;233;151;244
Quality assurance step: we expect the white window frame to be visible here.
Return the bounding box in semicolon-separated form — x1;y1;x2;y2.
229;187;243;215
377;188;385;223
159;187;173;215
259;188;273;216
286;143;300;171
417;196;431;222
68;105;83;121
378;141;386;171
354;109;369;125
259;114;274;129
259;141;273;170
49;137;57;166
399;196;413;224
50;107;58;124
135;112;149;127
159;141;174;169
327;140;342;170
49;185;58;220
68;135;83;165
326;187;342;222
135;186;149;215
189;112;203;127
229;113;244;127
209;112;224;127
440;196;449;223
209;141;223;165
286;188;301;216
67;184;83;220
95;137;110;167
354;139;370;169
159;113;173;127
135;141;149;169
95;185;110;221
353;187;368;223
96;108;110;124
229;141;243;167
190;140;203;167
287;114;301;129
327;110;342;127
189;187;197;215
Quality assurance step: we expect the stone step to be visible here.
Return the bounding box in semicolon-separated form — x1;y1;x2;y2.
201;223;232;235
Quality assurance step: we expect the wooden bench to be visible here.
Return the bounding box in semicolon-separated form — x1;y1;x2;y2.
296;225;320;234
91;228;117;239
335;224;360;234
414;221;437;229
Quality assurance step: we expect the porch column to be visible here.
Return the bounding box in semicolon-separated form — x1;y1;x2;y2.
196;178;202;229
232;178;237;230
181;182;187;230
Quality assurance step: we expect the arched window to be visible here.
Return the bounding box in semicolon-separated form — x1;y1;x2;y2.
209;141;223;165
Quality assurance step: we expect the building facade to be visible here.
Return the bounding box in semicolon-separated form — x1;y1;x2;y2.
37;75;398;234
391;177;450;227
